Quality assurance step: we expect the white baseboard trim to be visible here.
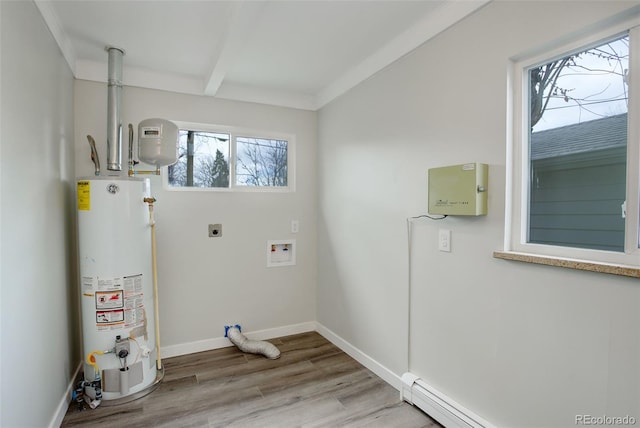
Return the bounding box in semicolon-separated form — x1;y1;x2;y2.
161;335;232;359
50;362;82;428
162;321;317;359
314;323;403;391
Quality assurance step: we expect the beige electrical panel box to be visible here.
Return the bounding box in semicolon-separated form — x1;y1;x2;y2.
428;163;488;216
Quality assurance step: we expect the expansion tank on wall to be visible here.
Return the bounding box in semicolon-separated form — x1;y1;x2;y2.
138;118;178;167
77;177;160;402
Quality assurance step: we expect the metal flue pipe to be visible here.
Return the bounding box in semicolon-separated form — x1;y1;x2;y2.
106;46;124;171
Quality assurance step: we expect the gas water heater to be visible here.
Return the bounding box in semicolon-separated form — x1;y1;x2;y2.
76;46;178;407
77;177;160;403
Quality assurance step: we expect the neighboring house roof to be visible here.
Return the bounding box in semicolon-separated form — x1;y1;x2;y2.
531;113;627;160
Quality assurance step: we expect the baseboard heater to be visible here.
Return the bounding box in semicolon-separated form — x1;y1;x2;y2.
401;373;494;428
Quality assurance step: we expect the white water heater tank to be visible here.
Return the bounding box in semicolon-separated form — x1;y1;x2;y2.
77;177;160;402
138;118;178;167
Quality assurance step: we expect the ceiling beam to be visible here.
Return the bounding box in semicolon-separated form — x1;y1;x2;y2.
203;1;266;96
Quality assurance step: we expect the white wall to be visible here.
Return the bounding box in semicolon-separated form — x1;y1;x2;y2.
74;82;317;350
0;1;77;427
317;1;640;427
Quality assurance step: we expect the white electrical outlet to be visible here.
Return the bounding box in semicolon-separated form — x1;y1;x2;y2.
438;229;451;252
291;220;299;233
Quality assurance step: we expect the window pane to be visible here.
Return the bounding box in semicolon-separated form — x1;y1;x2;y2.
527;34;629;251
235;137;288;187
168;130;230;188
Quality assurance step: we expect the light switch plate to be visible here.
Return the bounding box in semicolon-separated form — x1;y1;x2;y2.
438;229;451;252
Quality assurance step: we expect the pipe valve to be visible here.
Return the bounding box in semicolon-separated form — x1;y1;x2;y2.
115;335;130;360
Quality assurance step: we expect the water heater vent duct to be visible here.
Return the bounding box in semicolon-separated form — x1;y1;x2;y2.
226;326;281;359
106;46;124;171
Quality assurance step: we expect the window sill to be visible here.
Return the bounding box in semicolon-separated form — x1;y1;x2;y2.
493;251;640;278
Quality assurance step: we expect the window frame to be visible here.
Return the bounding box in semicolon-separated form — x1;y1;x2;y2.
505;19;640;267
162;121;296;193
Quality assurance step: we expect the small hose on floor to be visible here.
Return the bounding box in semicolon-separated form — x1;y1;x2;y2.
226;326;281;359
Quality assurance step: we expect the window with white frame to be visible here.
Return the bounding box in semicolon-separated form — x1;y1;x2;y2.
507;21;639;266
166;123;294;191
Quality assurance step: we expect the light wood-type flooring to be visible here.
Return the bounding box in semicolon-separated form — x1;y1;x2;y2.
61;331;441;427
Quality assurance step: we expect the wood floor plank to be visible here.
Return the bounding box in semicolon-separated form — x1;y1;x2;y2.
61;332;441;427
219;396;347;428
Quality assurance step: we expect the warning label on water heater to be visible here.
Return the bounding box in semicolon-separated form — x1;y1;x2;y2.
77;180;90;211
83;274;146;331
97;309;124;325
95;290;123;310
